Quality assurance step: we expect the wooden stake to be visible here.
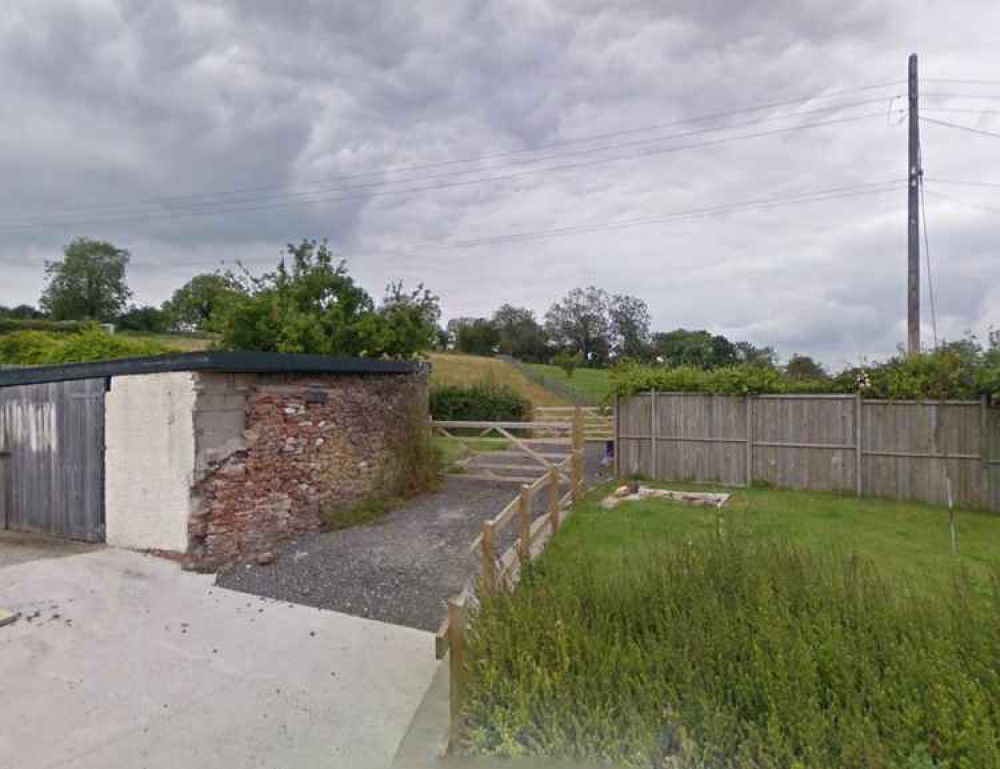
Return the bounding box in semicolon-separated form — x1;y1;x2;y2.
480;521;496;590
571;449;584;504
517;486;531;561
447;599;468;752
548;466;560;533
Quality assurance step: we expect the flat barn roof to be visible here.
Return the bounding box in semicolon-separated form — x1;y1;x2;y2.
0;351;422;387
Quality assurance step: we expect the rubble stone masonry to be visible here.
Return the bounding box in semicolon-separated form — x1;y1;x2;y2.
186;371;427;569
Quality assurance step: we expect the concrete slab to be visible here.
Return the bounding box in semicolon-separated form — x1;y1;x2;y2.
0;548;438;769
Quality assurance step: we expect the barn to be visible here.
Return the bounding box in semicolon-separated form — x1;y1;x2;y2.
0;352;428;568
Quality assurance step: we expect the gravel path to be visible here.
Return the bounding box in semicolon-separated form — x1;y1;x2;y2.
216;444;610;632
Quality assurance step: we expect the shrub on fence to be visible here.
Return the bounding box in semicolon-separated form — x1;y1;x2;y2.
462;532;1000;768
613;346;1000;401
430;381;532;421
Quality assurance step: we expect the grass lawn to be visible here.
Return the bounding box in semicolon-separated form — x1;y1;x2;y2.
558;482;1000;587
522;362;613;403
427;353;568;407
461;485;1000;768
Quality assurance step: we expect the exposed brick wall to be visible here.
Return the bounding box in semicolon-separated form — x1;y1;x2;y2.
186;371;427;569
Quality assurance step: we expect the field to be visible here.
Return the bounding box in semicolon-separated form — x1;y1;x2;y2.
427;353;568;407
521;362;613;403
116;331;215;351
461;485;1000;767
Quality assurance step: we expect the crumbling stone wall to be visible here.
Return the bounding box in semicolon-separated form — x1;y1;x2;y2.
186;370;427;569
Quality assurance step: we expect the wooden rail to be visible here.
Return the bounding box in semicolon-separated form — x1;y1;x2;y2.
436;409;587;751
532;405;614;443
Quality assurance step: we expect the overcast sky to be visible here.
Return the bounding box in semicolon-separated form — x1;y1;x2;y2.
2;1;998;367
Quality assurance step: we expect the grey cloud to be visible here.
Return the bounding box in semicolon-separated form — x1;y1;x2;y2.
0;0;997;365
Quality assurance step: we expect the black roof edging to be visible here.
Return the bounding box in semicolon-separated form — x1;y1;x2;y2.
0;351;424;388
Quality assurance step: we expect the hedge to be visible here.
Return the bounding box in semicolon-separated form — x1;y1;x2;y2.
0;329;168;366
429;381;532;422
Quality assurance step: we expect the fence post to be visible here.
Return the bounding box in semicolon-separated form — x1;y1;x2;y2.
480;520;496;590
447;599;468;753
613;393;620;476
517;485;531;561
572;406;585;453
981;394;990;509
650;388;658;480
745;396;753;487
548;466;561;533
571;450;584;504
855;391;864;497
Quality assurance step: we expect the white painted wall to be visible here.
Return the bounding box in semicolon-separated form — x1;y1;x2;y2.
105;372;196;552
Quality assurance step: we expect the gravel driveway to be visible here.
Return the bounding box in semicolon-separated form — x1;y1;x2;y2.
217;444;610;631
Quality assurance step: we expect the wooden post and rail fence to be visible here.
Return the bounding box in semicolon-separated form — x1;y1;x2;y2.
437;407;586;750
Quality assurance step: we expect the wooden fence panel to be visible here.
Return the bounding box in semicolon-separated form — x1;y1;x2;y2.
752;395;856;493
616;392;999;512
617;393;652;477
862;401;982;508
654;394;747;485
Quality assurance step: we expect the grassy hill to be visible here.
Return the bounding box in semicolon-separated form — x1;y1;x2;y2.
426;353;569;407
521;362;613;403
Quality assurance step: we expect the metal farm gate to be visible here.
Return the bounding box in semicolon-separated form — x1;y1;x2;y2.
0;378;105;541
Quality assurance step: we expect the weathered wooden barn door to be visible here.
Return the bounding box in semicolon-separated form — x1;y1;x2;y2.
0;378;105;541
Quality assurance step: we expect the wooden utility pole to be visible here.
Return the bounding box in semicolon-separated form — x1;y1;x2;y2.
907;53;921;355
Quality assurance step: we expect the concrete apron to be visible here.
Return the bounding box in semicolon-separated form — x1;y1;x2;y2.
0;548;438;769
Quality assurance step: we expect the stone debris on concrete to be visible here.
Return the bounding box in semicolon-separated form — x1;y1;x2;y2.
600;484;730;509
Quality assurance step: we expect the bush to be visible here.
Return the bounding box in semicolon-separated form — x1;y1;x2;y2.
429;381;532;421
117;305;169;333
462;532;1000;768
0;318;91;335
0;329;168;365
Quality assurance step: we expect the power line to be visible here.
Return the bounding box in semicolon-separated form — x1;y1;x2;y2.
920;115;1000;139
922;92;1000;100
422;181;902;249
922;187;1000;215
0;112;892;234
924;177;1000;188
923;77;1000;85
0;99;900;226
0;83;905;222
922;107;1000;115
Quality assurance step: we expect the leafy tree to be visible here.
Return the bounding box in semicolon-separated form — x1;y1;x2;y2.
651;329;737;369
356;281;441;358
40;238;132;321
117;305;169;333
785;354;827;380
553;349;584;379
220;239;435;359
734;340;778;368
163;273;245;332
609;294;651;360
0;304;45;319
492;304;549;362
451;317;500;356
544;286;612;366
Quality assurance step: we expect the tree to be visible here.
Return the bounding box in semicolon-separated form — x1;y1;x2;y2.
40;238;132;321
492;304;549;362
450;317;500;356
0;304;45;319
734;340;778;368
117;305;169;333
553;349;583;378
163;273;245;332
220;239;435;359
544;286;612;366
609;294;651;360
357;281;441;358
651;329;737;369
785;354;827;380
